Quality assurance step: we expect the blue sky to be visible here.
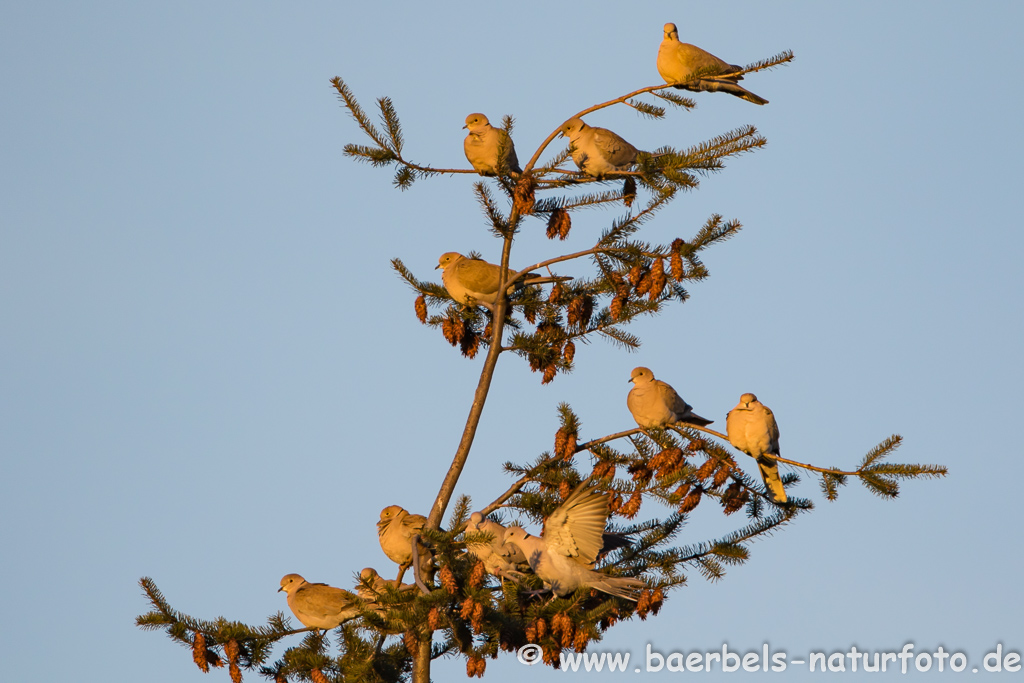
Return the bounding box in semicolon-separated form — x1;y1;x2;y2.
2;1;1022;680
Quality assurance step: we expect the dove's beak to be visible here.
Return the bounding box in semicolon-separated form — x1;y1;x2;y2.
462;124;468;130
277;587;284;592
434;264;441;270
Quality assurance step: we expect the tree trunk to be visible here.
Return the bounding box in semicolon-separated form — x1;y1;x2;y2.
412;639;431;683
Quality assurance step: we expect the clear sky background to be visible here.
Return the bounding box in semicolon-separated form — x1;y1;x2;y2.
2;1;1022;681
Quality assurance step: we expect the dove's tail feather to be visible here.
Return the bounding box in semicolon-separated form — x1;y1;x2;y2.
507;274;573;294
756;456;788;503
588;575;647;602
525;275;574;285
704;79;768;105
599;532;632;555
675;79;768;105
680;413;714;427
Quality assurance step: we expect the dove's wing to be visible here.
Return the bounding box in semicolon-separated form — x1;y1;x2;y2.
297;584;357;618
657;378;713;426
451;259;502;297
758;404;780;454
497;128;522;174
675;43;737;77
542;485;609;566
400;511;427;534
591;127;638;169
658;379;691;418
752;403;786;502
288;583;360;628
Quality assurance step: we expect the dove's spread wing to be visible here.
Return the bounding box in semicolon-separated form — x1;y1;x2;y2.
542;485;609;566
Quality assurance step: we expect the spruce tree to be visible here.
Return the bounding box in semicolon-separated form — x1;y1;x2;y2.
137;44;946;683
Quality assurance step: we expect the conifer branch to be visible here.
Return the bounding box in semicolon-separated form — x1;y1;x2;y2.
741;50;796;75
331;77;390;150
518;246;608;274
858;434;902;469
625;99;667;119
331;76;480;182
378;97;404;155
475;183;512;238
535;147;575;175
651;90;697;108
534;190;631;213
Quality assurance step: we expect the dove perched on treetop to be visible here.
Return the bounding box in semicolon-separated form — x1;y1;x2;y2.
377;505;433;581
278;574;361;630
501;485;647;600
656;23;768;105
463;113;522;176
627;366;713;428
466;512;527;579
436;252;570;313
558;117;639;178
726;393;787;503
357;567;416;615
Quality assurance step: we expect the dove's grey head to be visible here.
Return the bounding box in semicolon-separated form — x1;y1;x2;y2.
360;567;379;582
377;504;407;532
559;117;587;139
279;573;307;594
436;252;464;271
630;366;655;384
464;113;490;131
663;23;679;40
503;526;529;545
468;512;484;528
739;393;758;407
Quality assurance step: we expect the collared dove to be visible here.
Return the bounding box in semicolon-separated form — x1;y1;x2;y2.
501;485;646;600
466;512;527;579
278;574;361;630
357;567;416;615
656;23;768;105
463;113;522;176
436;252;570;313
627;366;713;428
558;117;639;177
726;393;787;503
377;505;432;581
